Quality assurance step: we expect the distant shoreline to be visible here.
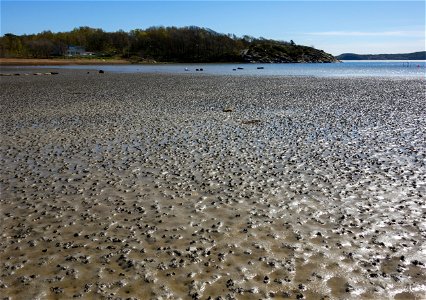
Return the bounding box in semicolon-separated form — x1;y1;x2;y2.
336;51;426;61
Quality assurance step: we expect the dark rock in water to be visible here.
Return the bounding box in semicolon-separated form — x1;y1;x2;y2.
51;287;64;294
226;278;235;289
411;260;423;266
242;119;261;125
263;275;270;284
51;72;59;75
345;283;354;293
257;67;264;69
237;67;244;70
98;70;105;74
200;68;204;71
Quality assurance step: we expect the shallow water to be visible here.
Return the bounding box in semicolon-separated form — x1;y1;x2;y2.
5;60;426;78
0;73;425;299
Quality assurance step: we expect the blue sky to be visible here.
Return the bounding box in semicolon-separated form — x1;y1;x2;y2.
1;1;425;55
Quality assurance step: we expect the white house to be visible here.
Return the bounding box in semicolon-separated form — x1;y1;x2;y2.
66;45;89;56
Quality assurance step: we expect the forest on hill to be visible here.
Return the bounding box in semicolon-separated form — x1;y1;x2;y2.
0;26;338;63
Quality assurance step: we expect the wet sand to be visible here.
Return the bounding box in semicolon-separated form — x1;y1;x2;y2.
1;71;425;300
0;58;130;66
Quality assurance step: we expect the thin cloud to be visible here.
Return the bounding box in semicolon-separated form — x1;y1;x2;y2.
307;31;425;37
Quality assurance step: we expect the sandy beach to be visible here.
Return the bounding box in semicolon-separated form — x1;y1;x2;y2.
1;70;425;299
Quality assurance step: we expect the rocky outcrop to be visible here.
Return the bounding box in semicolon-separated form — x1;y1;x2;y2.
241;43;339;63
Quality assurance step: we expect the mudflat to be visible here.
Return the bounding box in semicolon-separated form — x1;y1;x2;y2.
1;70;425;299
0;58;130;66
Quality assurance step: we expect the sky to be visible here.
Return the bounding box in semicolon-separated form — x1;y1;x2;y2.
1;1;425;55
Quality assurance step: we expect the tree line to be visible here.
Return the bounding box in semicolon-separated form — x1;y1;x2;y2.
0;26;296;62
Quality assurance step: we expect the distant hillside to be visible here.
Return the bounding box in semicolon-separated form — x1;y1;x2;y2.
337;51;426;60
0;26;338;63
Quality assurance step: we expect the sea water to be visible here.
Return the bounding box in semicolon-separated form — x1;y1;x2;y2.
33;60;426;78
